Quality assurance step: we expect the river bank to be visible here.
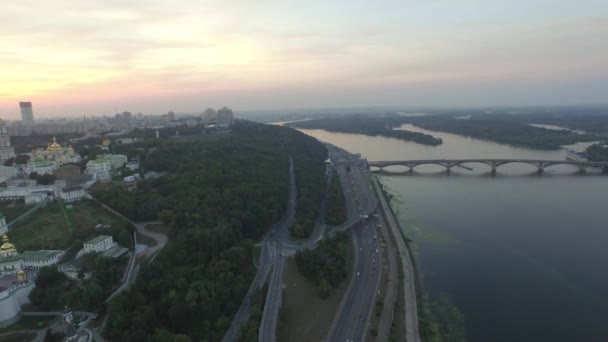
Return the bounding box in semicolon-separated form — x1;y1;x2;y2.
292;124;608;341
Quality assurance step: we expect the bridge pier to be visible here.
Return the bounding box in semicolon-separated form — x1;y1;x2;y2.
578;165;587;174
445;167;451;175
537;167;544;175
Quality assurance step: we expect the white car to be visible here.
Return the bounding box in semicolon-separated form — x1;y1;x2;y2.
356;272;360;276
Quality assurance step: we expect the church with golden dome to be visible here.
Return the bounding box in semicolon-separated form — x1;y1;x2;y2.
0;235;63;275
33;137;80;164
0;235;22;274
26;137;81;176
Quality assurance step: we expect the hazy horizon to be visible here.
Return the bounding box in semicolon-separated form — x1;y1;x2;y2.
1;0;607;118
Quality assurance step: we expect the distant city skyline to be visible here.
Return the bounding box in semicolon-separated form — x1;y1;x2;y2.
1;1;607;118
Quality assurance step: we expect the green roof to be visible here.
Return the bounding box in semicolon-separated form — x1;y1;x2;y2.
22;250;59;261
84;235;112;245
0;254;22;263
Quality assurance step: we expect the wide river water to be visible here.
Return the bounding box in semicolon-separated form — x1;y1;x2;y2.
293;124;608;342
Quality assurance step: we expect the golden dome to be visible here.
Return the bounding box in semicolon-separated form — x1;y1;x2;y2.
0;235;16;252
47;137;64;152
102;137;111;146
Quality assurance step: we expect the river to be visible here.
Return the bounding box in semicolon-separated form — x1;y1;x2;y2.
292;124;608;342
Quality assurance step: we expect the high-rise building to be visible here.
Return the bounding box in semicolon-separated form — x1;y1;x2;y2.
202;108;217;124
0;120;15;161
19;102;34;124
216;107;234;127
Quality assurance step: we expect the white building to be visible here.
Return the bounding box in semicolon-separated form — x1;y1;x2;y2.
22;250;62;269
125;161;140;172
202;108;217;124
85;154;128;183
24;190;53;205
0;166;18;183
0;236;23;275
0;120;15;162
216;107;234;127
0;278;35;328
59;186;85;202
0;186;56;203
0;214;7;236
25;160;59;176
83;235;114;253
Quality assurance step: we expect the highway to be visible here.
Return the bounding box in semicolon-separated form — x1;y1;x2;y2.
372;177;422;342
375;208;399;341
222;156;296;342
327;145;382;342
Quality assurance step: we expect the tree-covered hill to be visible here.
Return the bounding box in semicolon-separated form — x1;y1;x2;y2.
286;117;443;146
100;121;327;341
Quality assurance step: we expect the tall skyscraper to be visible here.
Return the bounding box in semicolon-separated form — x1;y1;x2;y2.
0;119;15;161
19;102;34;124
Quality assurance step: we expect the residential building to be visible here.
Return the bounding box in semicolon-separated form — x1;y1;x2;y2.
19;102;34;124
0;120;15;162
216;106;234;127
202;108;217;124
83;235;114;253
59;187;85;202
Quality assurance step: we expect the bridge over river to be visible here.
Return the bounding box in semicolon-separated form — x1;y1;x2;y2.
341;159;608;175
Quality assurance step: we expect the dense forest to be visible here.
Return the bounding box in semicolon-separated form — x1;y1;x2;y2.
326;171;347;225
294;232;349;298
406;116;599;150
586;143;608;161
236;284;268;342
289;135;327;239
286;117;442;145
285;111;606;150
29;255;125;311
100;121;327;341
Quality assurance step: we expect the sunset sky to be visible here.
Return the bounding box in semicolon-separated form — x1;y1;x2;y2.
1;0;607;118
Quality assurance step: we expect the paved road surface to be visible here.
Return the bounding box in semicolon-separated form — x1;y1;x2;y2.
134;221;167;260
372;177;421;342
327;146;381;342
375;208;399;340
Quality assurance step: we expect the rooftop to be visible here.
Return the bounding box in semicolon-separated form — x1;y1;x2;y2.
62;186;84;193
22;250;61;261
0;254;22;263
84;235;112;245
